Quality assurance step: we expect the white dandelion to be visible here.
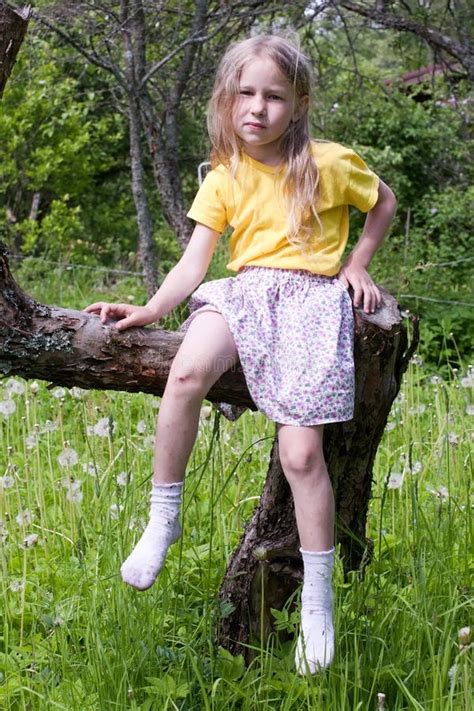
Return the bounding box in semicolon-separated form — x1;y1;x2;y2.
0;521;8;542
5;378;26;396
428;485;449;502
82;462;99;477
151;399;160;410
22;533;39;548
110;503;123;519
466;404;474;416
116;472;128;487
9;580;25;592
26;434;38;449
144;434;155;449
58;447;79;468
410;461;422;475
42;420;58;433
29;381;40;394
410;355;423;367
430;375;443;385
70;387;86;399
15;509;33;526
136;420;147;434
0;475;14;489
52;387;66;399
458;626;471;649
62;478;83;503
93;417;114;437
0;400;16;417
387;472;404;490
448;432;459;445
385;421;396;432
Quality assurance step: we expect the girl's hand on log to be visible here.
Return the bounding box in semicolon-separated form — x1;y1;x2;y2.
83;303;157;330
337;264;381;314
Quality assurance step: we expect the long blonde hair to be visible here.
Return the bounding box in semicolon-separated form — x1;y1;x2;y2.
207;34;320;245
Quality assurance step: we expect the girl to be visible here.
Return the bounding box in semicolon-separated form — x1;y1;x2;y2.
85;34;397;674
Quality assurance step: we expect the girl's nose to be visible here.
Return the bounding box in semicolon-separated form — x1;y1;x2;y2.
251;96;266;115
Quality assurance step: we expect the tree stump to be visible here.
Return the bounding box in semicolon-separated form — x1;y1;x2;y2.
0;244;418;657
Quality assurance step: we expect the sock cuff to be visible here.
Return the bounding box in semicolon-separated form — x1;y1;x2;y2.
300;547;335;558
152;481;183;492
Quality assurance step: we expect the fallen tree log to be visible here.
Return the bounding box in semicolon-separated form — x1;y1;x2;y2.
0;244;418;657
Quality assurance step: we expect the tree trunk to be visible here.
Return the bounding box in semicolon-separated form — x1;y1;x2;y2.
0;2;31;97
0;243;419;657
121;0;158;297
217;304;419;657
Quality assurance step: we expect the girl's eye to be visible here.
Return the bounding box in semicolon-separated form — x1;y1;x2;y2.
268;94;283;101
239;90;253;96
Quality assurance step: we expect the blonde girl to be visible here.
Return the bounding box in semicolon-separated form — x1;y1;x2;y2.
85;34;397;674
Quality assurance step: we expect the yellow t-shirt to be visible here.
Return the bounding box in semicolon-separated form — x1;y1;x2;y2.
187;141;379;276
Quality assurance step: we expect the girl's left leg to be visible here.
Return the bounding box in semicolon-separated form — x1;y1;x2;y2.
277;424;335;674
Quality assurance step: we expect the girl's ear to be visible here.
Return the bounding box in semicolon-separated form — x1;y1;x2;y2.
293;94;309;122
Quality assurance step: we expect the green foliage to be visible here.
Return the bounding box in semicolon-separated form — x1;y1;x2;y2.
0;352;472;709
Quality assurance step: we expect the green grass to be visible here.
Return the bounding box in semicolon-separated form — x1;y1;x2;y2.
0;269;473;710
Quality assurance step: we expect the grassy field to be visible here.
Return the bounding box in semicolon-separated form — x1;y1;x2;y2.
0;267;472;710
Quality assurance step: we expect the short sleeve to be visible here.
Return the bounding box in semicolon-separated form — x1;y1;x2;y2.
187;168;228;233
345;150;379;213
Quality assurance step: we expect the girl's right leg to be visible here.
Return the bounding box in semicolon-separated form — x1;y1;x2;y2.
121;311;238;590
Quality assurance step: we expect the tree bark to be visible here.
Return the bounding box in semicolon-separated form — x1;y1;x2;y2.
0;243;419;657
217;301;419;657
0;2;31;97
121;0;158;297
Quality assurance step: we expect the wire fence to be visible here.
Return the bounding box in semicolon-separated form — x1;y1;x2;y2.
9;252;474;307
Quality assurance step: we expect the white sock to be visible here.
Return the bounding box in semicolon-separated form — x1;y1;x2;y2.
120;481;183;591
295;547;335;674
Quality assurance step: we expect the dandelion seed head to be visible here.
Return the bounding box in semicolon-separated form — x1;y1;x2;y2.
411;461;422;475
82;462;98;477
427;485;449;502
9;580;25;592
29;381;40;394
52;387;66;399
385;422;396;432
22;533;39;548
466;404;474;416
136;420;147;434
151;399;160;409
410;355;423;366
70;387;86;399
458;626;471;646
144;434;155;449
93;417;114;437
0;475;14;489
43;420;58;433
26;434;38;449
58;447;79;468
110;503;123;519
116;472;128;487
15;509;33;526
387;472;404;490
430;375;443;385
448;432;459;445
6;378;26;396
0;400;16;417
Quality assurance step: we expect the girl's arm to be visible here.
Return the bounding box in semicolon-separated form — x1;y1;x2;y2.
84;223;220;330
338;179;397;314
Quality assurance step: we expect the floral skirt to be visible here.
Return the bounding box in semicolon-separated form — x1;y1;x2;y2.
181;266;354;426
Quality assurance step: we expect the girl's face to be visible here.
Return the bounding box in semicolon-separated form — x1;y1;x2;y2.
232;56;306;166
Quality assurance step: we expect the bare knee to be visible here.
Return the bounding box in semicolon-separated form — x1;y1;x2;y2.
279;443;326;482
167;364;209;401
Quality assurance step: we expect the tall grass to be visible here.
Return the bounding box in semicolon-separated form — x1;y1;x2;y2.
0;269;472;709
